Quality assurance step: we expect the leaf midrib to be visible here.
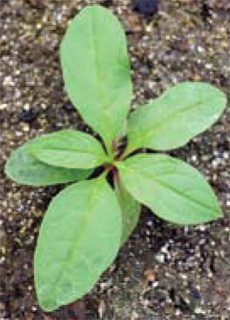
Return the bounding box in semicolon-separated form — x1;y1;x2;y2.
135;100;208;145
33;146;104;158
126;165;218;214
52;181;103;301
89;10;111;143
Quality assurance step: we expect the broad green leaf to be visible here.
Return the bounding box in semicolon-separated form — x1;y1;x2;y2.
30;131;108;169
115;180;141;245
34;177;122;312
118;154;223;225
5;139;91;186
60;5;132;151
126;82;227;153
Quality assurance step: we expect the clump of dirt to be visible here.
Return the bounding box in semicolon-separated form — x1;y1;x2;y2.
0;0;229;319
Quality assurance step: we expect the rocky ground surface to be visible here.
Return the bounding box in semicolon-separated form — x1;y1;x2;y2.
0;0;230;319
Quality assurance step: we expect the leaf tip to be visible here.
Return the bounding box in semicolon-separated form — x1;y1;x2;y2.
4;154;16;182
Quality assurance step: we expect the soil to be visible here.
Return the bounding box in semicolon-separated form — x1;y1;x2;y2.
0;0;230;319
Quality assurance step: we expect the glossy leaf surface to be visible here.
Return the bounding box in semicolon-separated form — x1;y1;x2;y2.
35;177;122;311
61;5;132;150
127;82;227;152
118;154;222;225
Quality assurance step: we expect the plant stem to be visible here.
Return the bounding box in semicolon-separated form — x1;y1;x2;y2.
118;144;135;160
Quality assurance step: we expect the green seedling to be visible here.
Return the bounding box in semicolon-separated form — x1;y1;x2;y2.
5;5;227;312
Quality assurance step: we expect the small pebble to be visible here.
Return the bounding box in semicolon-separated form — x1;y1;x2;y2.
133;0;159;16
20;108;38;122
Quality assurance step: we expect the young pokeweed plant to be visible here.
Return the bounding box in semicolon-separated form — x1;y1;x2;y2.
5;5;227;312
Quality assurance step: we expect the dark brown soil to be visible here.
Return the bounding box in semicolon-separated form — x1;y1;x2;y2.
0;0;230;319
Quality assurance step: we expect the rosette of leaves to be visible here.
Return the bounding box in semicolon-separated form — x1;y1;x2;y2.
5;5;227;312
